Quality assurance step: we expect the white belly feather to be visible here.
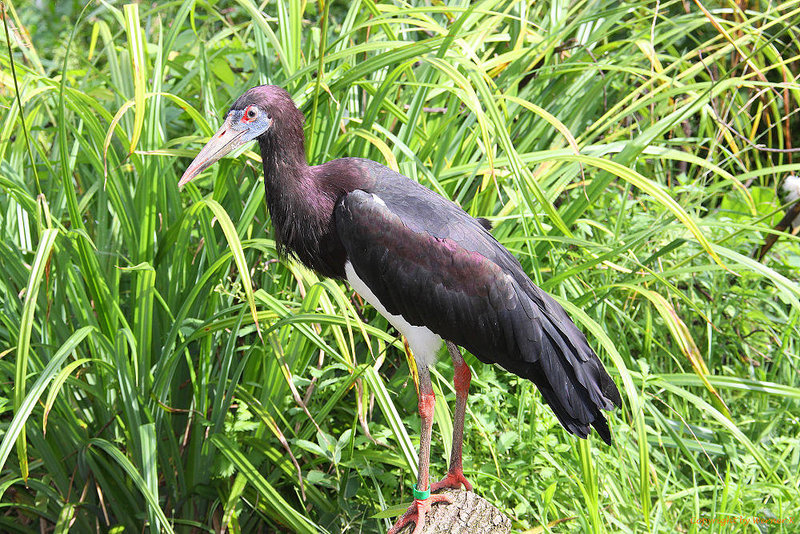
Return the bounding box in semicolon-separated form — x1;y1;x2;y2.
345;261;442;366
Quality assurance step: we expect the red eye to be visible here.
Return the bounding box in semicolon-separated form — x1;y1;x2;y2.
242;105;259;123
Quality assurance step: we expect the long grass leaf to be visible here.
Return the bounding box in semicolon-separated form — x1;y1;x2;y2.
210;434;323;534
202;199;261;337
13;227;58;481
88;438;175;534
1;326;93;481
123;4;147;155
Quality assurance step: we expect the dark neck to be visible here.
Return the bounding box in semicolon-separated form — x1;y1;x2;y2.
257;128;351;279
259;121;308;188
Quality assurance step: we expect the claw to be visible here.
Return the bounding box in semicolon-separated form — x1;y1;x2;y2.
430;469;472;492
387;493;452;534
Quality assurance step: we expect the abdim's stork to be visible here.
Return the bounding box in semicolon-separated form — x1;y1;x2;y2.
180;85;621;534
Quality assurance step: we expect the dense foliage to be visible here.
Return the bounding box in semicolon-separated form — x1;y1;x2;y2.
1;0;799;532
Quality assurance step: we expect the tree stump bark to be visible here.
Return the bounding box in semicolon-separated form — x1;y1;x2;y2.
394;489;512;534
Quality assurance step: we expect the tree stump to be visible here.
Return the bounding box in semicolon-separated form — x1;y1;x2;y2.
394;489;512;534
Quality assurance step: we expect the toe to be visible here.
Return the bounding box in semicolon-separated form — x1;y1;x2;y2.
431;471;473;492
387;494;451;534
429;493;452;504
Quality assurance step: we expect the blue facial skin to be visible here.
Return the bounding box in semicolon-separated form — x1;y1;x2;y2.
229;106;272;142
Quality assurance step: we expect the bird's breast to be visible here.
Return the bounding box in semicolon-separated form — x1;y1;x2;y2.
266;191;348;279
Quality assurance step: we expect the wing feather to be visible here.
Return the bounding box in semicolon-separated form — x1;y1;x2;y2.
335;186;620;443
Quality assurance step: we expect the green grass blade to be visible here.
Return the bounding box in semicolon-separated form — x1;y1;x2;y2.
13;227;58;481
201;199;261;337
88;437;175;534
210;434;323;534
1;326;93;481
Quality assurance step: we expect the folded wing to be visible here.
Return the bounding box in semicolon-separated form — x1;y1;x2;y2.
335;187;621;443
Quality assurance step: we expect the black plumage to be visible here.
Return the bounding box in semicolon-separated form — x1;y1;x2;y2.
180;85;621;533
334;163;620;442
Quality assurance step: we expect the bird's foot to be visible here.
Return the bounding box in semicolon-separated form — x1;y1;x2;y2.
387;493;451;534
430;468;472;492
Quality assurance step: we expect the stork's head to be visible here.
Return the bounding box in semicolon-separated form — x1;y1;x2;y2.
179;85;302;187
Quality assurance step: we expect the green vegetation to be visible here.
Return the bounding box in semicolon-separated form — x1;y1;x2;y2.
2;0;799;532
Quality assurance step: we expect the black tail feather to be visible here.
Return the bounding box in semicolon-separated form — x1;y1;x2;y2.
503;283;622;445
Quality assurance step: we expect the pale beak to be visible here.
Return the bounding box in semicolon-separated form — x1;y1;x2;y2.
179;117;246;188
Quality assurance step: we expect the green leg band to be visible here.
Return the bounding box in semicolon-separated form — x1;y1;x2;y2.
413;485;431;500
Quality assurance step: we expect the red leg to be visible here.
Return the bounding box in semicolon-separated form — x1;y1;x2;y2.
388;364;452;534
431;342;473;492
